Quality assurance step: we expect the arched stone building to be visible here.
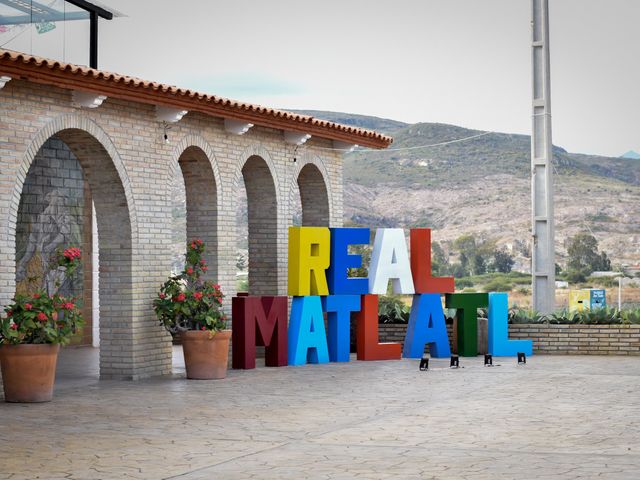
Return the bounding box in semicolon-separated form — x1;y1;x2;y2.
0;50;391;379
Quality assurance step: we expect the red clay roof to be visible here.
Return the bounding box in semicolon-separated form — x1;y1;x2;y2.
0;49;392;149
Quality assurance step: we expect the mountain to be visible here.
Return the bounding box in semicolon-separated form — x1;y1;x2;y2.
297;110;640;269
290;110;408;134
621;150;640;160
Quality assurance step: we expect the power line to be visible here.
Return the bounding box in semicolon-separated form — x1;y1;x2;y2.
318;131;493;153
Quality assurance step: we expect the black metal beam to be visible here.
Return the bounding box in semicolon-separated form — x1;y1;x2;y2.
89;10;98;69
64;0;113;20
64;1;114;69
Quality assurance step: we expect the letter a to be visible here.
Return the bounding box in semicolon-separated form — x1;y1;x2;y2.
369;228;415;294
288;296;330;365
403;293;451;359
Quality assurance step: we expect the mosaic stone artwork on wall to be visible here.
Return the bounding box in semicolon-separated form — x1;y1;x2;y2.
15;137;85;299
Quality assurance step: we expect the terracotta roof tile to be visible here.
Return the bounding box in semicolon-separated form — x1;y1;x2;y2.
0;49;392;149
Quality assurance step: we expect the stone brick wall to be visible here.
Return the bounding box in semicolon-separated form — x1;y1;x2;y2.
376;323;456;355
0;79;343;379
377;323;640;356
509;324;640;355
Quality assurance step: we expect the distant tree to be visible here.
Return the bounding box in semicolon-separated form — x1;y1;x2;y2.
566;232;611;281
453;235;476;275
431;241;449;276
450;263;468;279
236;252;247;271
452;234;494;276
514;239;531;258
473;254;487;275
491;248;515;273
347;244;371;278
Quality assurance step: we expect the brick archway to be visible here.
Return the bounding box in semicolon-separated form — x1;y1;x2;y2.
292;155;332;227
172;136;221;281
4;114;137;378
238;153;279;296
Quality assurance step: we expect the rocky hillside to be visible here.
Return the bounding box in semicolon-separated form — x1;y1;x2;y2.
297;110;640;270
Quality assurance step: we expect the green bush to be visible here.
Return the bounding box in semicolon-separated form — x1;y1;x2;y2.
508;308;544;324
236;278;248;293
620;308;640;324
508;306;640;325
483;278;512;292
378;295;410;324
588;276;618;288
455;278;474;289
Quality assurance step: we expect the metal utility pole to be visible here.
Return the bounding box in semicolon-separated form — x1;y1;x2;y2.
530;0;555;313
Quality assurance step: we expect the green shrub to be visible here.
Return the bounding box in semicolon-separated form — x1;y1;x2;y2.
483;278;512;292
509;306;639;325
588;276;618;288
236;278;248;293
508;308;544;324
378;295;410;324
579;307;620;324
620;308;640;324
455;278;474;289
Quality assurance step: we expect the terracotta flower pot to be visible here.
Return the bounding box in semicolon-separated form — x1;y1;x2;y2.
0;344;60;402
180;330;231;380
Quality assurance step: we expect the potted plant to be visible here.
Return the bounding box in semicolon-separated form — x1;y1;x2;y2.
154;239;230;379
0;247;84;402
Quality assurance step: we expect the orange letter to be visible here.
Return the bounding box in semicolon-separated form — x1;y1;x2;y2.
410;228;454;293
356;295;401;361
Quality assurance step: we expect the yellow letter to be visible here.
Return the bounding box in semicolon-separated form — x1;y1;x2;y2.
288;227;330;296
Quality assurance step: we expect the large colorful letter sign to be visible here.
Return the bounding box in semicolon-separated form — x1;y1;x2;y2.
323;295;361;362
356;294;402;361
288;227;330;296
403;294;451;359
232;226;533;372
410;229;455;293
445;293;488;357
288;296;330;365
488;292;533;356
327;227;370;295
232;296;288;369
369;228;415;295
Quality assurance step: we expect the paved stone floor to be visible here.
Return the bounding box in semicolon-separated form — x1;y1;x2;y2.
1;348;639;479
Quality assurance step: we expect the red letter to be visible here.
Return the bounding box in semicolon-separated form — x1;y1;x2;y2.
232;296;288;369
410;228;454;293
356;295;401;361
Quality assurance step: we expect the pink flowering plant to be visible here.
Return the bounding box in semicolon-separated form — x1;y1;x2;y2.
153;239;226;334
0;247;84;345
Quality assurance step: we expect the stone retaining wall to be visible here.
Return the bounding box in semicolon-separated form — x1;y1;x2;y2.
378;323;640;356
509;324;640;355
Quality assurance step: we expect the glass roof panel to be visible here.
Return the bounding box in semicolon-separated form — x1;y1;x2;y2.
0;1;102;26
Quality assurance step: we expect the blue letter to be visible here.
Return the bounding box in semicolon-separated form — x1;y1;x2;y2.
403;293;451;359
327;228;370;295
322;295;361;362
288;296;330;365
488;292;533;356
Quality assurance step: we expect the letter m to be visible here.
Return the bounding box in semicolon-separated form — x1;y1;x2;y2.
232;296;288;369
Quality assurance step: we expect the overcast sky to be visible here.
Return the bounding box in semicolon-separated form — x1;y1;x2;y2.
1;0;638;157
